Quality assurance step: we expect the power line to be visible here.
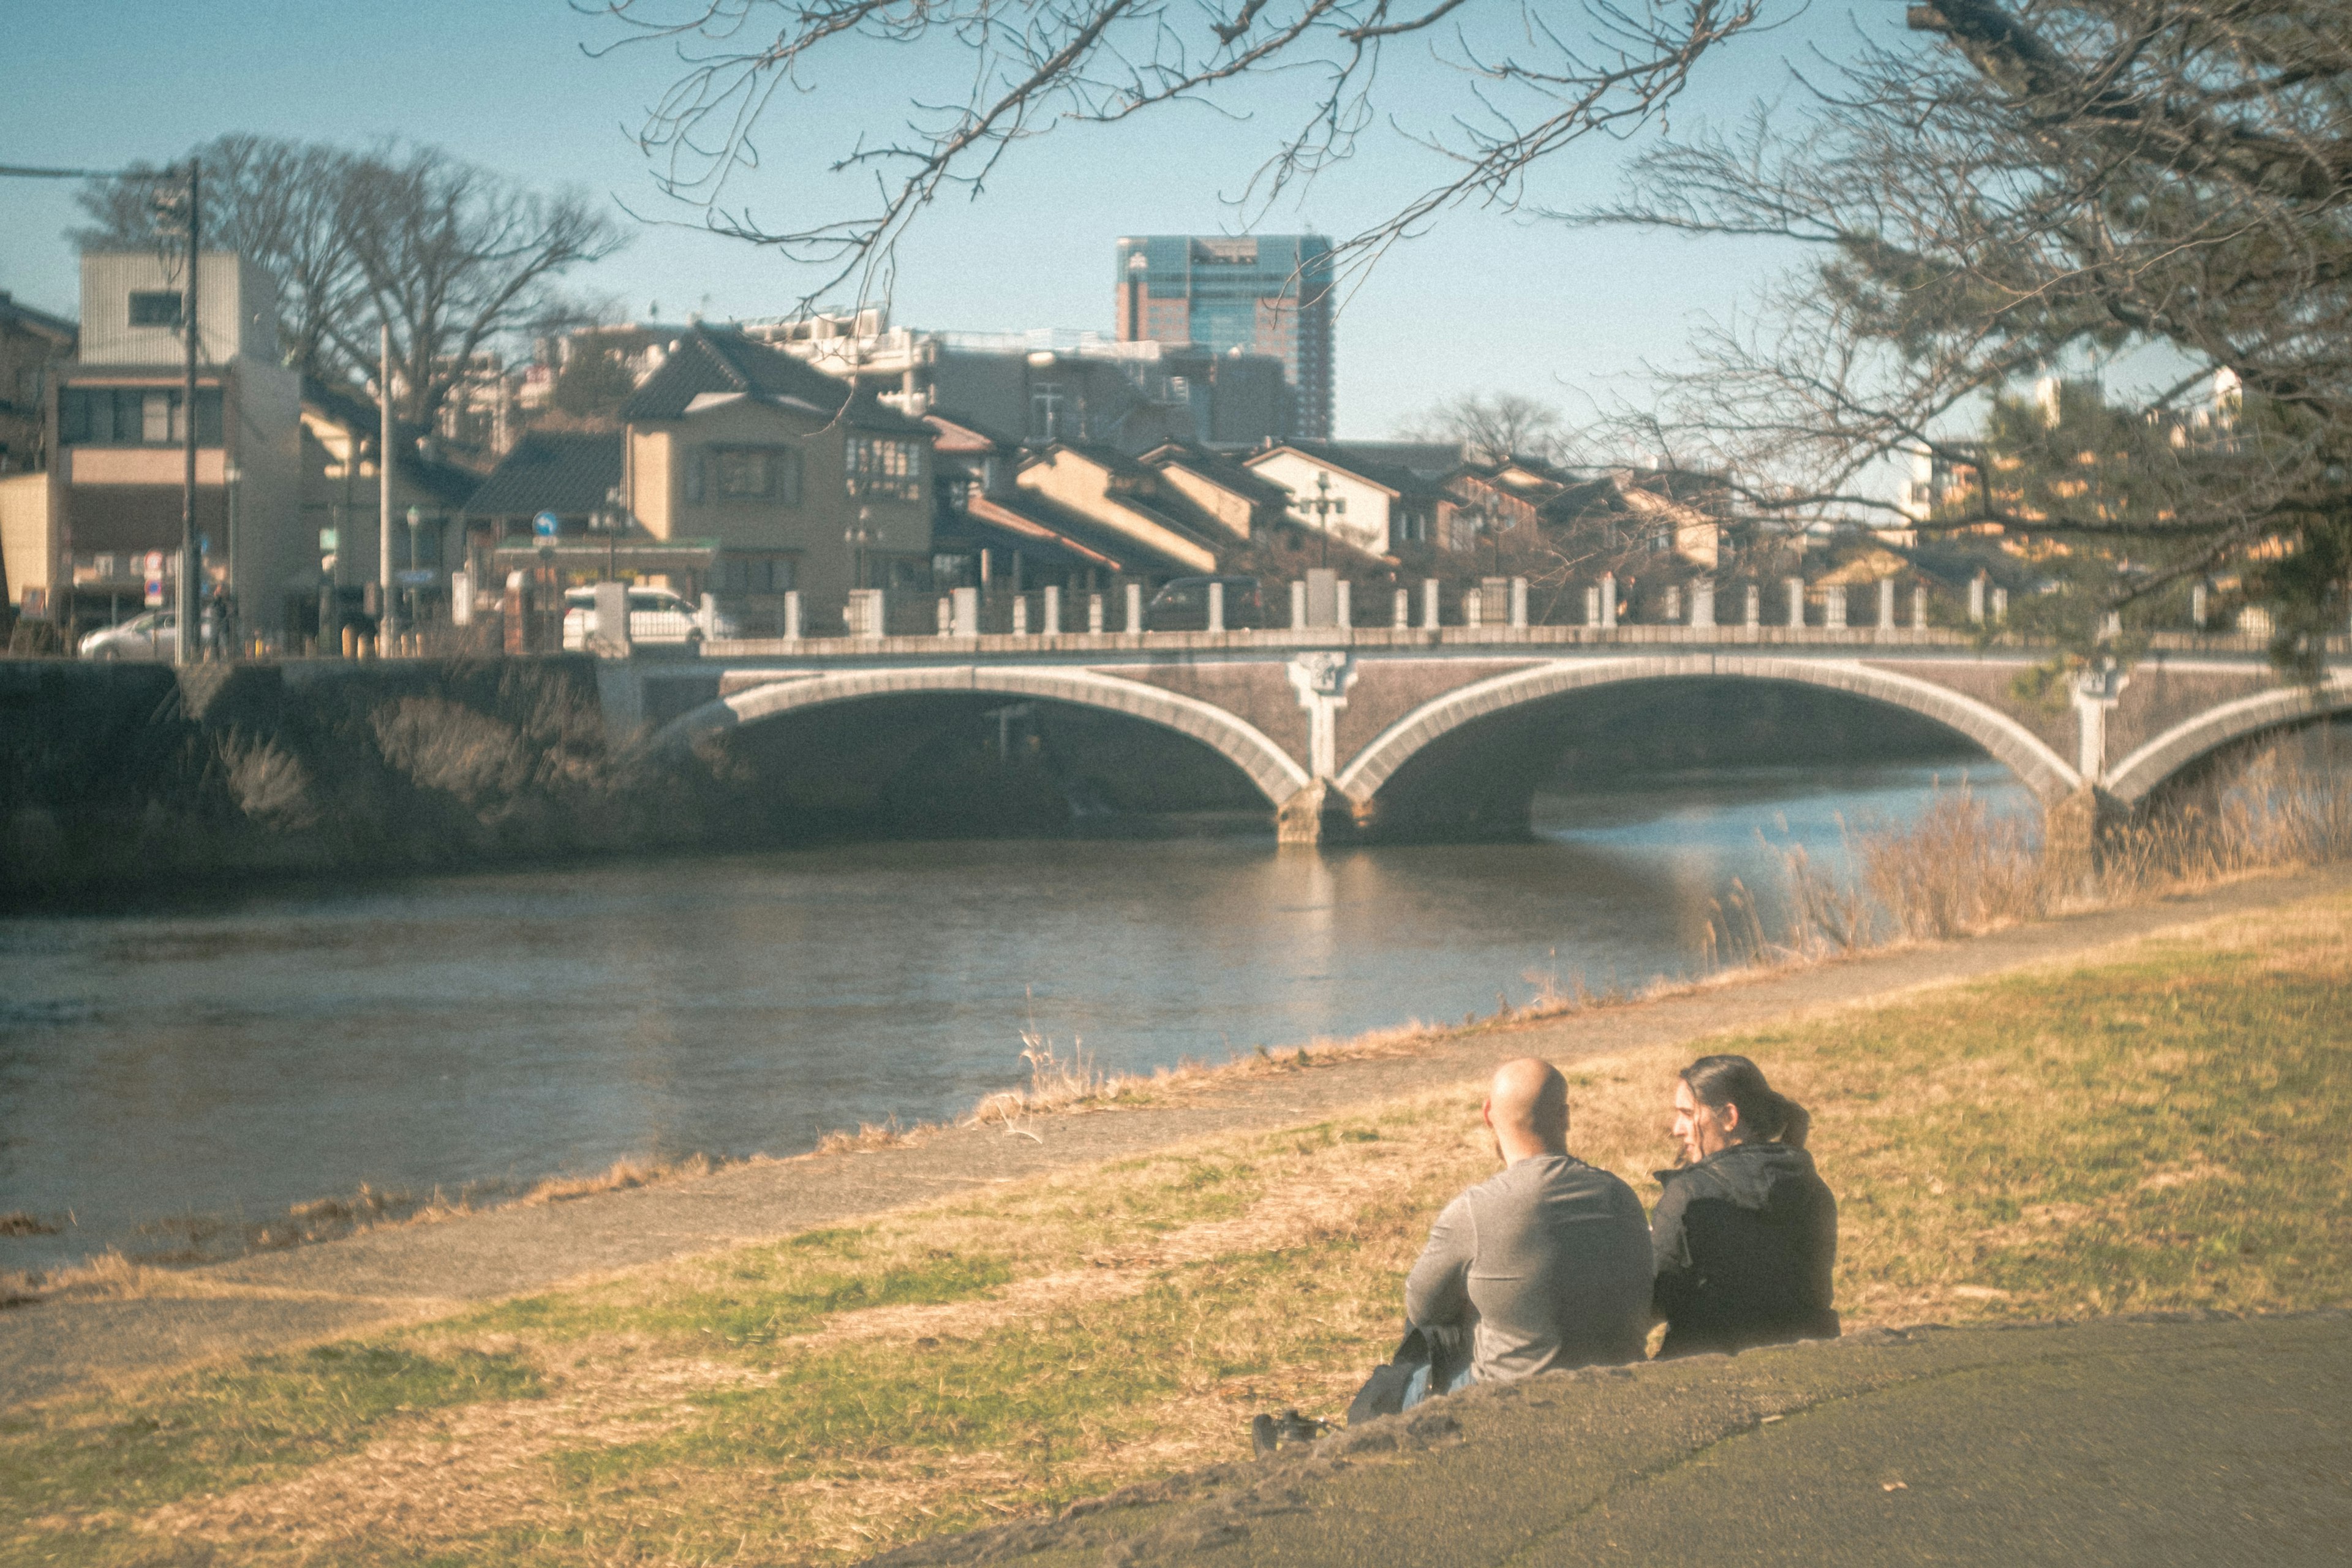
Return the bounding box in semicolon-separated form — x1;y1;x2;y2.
0;162;149;181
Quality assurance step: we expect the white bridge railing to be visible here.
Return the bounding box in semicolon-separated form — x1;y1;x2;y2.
701;571;2312;661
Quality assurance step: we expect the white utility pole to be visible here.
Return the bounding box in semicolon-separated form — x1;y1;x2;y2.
379;323;395;622
175;160;200;665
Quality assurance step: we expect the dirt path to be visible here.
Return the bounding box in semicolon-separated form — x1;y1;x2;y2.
7;866;2343;1409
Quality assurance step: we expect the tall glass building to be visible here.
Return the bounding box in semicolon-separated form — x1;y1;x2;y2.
1115;235;1335;439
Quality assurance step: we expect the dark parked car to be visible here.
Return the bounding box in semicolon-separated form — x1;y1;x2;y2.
1145;575;1265;631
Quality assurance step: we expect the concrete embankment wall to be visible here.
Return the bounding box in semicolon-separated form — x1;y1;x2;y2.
0;657;733;903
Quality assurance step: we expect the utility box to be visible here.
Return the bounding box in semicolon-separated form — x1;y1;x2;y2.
593;580;630;657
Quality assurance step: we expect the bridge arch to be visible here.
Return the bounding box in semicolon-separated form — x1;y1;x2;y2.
2105;674;2352;806
1335;655;2083;810
656;665;1311;808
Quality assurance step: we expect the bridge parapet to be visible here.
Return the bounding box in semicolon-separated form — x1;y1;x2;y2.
704;625;2321;662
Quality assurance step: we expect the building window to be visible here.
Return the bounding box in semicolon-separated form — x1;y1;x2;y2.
684;451;704;503
846;435;924;500
58;386;222;446
709;445;801;502
1028;383;1067;444
128;291;183;329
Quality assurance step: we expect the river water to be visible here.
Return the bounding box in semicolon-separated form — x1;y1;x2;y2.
0;761;2022;1267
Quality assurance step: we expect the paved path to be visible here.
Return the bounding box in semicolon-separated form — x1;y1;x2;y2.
865;1312;2352;1567
6;867;2342;1408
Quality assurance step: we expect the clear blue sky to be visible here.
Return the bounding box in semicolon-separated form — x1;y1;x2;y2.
1;1;1884;437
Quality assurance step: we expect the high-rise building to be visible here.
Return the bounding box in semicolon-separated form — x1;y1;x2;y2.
1114;235;1334;439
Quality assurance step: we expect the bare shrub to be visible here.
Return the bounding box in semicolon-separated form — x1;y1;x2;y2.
1855;786;2049;941
369;696;537;811
1774;839;1879;955
2108;731;2352;895
219;731;320;832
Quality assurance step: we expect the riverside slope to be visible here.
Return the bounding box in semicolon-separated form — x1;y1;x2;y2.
6;865;2345;1409
864;1311;2352;1568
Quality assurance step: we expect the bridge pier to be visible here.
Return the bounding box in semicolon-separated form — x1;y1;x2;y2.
1276;780;1369;845
2044;784;2127;889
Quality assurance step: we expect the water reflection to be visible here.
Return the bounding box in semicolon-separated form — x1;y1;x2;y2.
0;761;2022;1265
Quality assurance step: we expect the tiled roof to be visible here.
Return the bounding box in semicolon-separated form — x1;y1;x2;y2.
925;409;1025;453
464;430;624;519
943;496;1129;574
619;325;929;435
1248;441;1447;499
0;291;76;344
1140;442;1292;505
963;491;1204;577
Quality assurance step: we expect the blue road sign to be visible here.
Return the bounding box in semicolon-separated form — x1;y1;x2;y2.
533;511;560;539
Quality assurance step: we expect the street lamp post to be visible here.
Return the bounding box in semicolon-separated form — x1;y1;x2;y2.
1305;471;1338;567
405;504;422;634
844;502;878;590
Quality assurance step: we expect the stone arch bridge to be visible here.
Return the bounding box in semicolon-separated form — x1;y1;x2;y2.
601;625;2350;843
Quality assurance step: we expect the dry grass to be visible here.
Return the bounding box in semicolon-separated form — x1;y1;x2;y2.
8;889;2350;1567
0;1157;769;1305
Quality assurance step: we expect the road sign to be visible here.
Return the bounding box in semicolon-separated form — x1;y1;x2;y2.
532;511;560;539
318;528;339;551
144;551;165;607
394;568;436;586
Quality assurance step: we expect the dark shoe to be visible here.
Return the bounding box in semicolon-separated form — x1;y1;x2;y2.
1253;1408;1332;1457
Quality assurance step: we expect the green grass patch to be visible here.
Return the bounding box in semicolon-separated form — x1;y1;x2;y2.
0;1343;538;1524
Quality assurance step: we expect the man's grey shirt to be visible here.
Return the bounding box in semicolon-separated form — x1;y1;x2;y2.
1404;1153;1654;1381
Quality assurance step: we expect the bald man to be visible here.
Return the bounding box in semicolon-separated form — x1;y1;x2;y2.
1401;1058;1653;1395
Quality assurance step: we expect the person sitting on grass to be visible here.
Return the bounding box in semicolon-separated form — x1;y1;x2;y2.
1393;1057;1654;1408
1651;1054;1841;1359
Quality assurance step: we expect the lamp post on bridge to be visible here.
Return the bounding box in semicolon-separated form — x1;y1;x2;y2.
844;503;878;590
1303;471;1339;567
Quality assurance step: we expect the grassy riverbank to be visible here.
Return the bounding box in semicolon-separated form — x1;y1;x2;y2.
6;891;2351;1567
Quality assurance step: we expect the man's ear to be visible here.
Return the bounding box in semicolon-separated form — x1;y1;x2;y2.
1480;1097;1494;1128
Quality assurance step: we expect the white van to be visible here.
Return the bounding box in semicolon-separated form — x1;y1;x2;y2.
561;587;734;652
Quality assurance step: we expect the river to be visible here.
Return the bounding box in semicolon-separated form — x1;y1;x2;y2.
0;760;2022;1268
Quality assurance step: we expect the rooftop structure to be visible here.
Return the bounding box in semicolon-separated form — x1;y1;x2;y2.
745;312;1291;453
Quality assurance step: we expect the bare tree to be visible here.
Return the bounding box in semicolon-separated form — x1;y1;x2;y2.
1584;1;2352;663
1404;390;1575;464
77;138;628;430
593;0;1762;306
335;146;628;428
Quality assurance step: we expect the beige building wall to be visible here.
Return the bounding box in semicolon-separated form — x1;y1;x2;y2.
629;399;932;620
80;252;276;369
1;471;57;605
1152;464;1256;540
1243;449;1394;556
230;360;304;622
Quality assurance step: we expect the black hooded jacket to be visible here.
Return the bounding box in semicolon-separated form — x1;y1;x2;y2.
1651;1141;1839;1358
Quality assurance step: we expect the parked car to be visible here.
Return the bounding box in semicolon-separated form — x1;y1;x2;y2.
561;586;737;651
78;609;175;660
1144;575;1265;631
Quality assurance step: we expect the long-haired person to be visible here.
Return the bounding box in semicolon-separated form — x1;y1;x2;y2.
1651;1054;1840;1358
